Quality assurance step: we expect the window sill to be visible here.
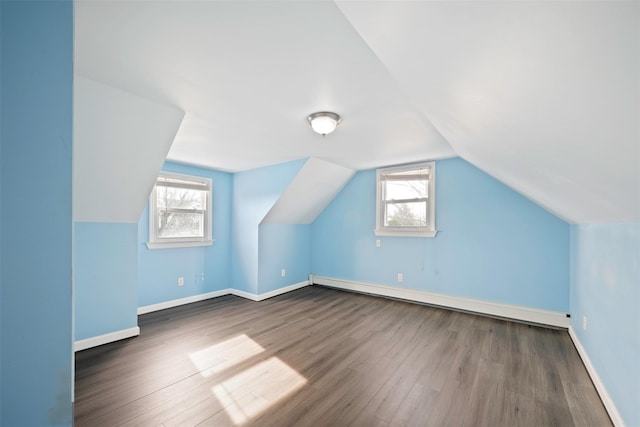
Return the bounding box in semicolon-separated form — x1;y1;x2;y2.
146;239;215;250
374;229;438;238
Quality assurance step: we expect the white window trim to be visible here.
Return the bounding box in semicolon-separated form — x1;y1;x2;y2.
375;161;437;238
146;171;213;250
146;240;214;250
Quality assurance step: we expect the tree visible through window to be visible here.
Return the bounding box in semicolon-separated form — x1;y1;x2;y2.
376;162;436;237
156;184;206;238
147;172;213;249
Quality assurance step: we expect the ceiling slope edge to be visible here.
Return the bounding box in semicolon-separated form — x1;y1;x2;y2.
73;75;185;223
261;157;355;225
452;143;640;225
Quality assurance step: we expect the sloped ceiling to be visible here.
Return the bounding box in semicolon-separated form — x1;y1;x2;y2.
337;1;639;224
262;158;355;225
74;76;184;222
74;1;639;224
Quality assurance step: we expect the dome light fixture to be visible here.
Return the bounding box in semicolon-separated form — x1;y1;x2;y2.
307;111;341;136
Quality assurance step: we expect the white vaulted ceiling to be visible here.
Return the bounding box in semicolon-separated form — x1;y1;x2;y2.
74;1;639;224
337;1;639;224
74;1;453;173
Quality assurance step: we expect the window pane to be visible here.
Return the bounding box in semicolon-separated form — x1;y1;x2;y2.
385;201;427;227
156;186;206;210
158;211;204;238
385;179;427;200
376;162;435;235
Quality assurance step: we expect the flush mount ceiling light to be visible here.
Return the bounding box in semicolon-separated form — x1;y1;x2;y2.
307;111;341;136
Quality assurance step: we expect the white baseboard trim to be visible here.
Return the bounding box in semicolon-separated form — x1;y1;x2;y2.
138;289;232;315
228;288;260;301
74;326;140;352
311;275;570;328
77;282;310;351
138;281;310;314
230;281;309;302
568;326;624;427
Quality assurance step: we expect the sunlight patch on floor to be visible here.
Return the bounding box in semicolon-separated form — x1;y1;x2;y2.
189;334;265;377
212;357;307;425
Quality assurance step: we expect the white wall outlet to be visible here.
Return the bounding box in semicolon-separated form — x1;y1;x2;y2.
178;277;184;287
281;269;286;277
397;273;403;282
582;315;587;331
375;239;381;248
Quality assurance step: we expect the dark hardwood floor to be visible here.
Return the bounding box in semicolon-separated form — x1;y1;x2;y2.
75;285;612;426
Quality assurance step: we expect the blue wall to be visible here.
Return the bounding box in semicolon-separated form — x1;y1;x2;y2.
0;2;3;421
0;1;74;425
231;159;305;293
75;223;138;340
138;162;232;307
258;224;311;294
570;222;640;427
312;157;570;312
138;159;311;305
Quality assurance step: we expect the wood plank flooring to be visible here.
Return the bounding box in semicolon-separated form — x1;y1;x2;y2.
75;286;612;426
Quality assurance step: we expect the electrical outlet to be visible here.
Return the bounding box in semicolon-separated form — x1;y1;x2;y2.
281;269;286;277
582;315;587;331
397;273;403;282
178;277;184;287
375;239;381;248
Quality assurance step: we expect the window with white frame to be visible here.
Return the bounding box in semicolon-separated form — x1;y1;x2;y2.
375;162;437;237
146;172;213;249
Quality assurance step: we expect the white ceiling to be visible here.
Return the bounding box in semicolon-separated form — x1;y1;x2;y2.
74;1;639;224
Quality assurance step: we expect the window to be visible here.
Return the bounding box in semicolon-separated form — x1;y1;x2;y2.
375;161;437;237
146;171;213;249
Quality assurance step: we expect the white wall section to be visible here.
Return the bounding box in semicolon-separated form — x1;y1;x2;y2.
73;76;184;223
262;158;355;224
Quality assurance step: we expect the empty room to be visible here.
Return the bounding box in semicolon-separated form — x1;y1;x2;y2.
1;1;638;426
